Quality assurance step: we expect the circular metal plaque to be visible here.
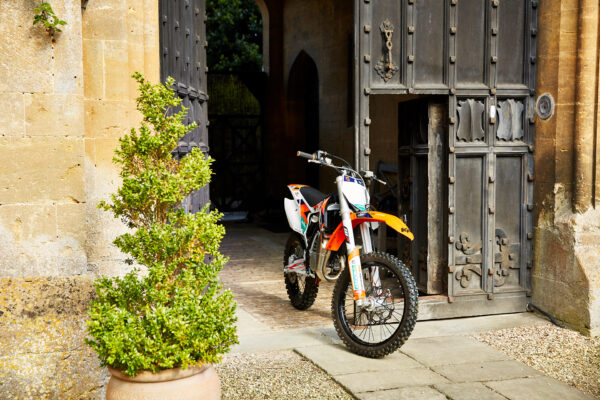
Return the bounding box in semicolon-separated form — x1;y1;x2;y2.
536;93;555;120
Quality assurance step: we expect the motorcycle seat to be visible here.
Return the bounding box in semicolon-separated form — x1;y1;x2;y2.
299;186;329;207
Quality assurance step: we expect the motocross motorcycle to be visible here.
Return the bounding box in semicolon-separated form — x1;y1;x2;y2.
283;150;418;358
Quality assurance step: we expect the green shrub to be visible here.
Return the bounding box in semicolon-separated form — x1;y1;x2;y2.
86;73;237;377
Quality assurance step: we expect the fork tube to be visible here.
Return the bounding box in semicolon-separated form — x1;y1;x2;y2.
360;222;382;295
359;223;373;254
336;175;367;306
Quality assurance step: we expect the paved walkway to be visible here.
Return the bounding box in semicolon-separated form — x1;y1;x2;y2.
220;223;595;400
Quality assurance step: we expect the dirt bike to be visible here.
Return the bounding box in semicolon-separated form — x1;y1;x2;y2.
283;150;418;358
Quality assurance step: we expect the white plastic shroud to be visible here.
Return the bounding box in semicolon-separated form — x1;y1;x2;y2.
284;198;303;235
341;176;369;211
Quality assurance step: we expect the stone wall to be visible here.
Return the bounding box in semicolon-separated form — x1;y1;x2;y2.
0;0;85;279
533;0;600;336
0;1;159;397
83;0;159;277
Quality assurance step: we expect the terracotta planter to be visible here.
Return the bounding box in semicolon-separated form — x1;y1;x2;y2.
106;364;221;400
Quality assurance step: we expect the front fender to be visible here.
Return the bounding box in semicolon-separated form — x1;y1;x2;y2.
325;211;414;251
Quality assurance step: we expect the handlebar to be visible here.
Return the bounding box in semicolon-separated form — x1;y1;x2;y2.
296;151;315;160
296;149;389;187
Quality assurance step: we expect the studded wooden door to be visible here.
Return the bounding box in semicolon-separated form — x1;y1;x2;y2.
357;0;537;314
160;0;209;212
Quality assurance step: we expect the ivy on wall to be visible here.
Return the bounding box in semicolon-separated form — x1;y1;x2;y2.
33;2;66;37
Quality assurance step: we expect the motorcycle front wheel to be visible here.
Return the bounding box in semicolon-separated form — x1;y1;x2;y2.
331;251;418;358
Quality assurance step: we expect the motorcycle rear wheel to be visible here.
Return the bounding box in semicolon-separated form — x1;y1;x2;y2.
283;233;319;310
331;251;418;358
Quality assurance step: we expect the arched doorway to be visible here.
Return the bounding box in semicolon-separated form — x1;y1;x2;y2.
287;50;319;188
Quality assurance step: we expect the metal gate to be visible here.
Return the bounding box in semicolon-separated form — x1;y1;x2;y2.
357;0;537;316
160;0;209;212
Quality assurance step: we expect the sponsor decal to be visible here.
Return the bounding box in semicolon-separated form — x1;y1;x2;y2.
356;212;372;219
349;257;366;299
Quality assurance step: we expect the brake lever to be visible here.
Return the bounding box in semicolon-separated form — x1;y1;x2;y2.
375;177;388;186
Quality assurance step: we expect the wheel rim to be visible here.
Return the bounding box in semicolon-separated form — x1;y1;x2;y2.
339;261;408;346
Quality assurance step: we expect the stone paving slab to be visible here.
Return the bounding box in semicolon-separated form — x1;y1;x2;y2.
233;327;339;353
356;386;447;400
434;382;507;400
400;335;510;367
485;377;597;400
333;368;450;393
431;360;542;383
295;344;421;375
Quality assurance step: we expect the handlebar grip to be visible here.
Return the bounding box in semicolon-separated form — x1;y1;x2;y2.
297;151;315;160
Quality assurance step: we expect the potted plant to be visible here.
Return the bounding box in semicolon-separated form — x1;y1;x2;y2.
86;73;237;400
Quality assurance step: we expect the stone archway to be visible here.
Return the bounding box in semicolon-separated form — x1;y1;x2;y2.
287;50;320;188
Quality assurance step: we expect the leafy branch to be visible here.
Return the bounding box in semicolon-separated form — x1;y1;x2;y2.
33;2;67;36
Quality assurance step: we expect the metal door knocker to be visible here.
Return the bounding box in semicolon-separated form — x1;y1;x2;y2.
375;19;398;82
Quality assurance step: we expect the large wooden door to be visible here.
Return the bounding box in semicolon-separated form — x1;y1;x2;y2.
357;0;537;315
160;0;209;212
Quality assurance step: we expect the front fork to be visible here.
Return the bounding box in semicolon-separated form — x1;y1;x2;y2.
336;176;380;308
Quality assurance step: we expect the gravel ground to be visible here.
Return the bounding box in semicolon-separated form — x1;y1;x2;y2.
216;351;354;400
473;324;600;398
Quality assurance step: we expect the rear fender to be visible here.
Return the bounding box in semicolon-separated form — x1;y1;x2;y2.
325;211;414;252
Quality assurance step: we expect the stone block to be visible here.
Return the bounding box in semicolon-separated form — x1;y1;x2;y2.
57;203;86;245
104;40;129;101
92;137;122;171
357;386;447;400
532;276;589;329
0;277;108;399
0;137;85;204
0;204;56;243
0;94;25;137
143;0;160;83
558;7;579;37
485;377;595;400
82;0;128;41
84;100;132;139
434;382;507;400
24;94;84;137
52;0;84;95
92;259;136;278
557;55;577;103
576;250;600;269
85;207;129;265
0;1;54;93
128;43;145;98
83;39;105;99
536;65;559;94
0;277;94;320
127;0;145;44
534;138;556;184
431;360;542;383
400;336;510;367
0;204;87;277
